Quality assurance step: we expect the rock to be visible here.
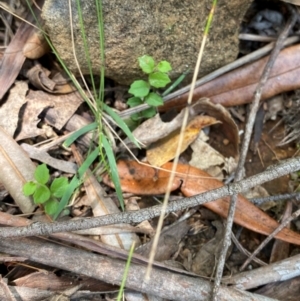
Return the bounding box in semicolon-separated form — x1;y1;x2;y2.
41;0;252;85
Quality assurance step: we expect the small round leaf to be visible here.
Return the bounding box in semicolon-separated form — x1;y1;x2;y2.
149;72;171;88
141;107;156;118
33;185;51;204
145;93;163;107
157;61;172;73
50;177;69;198
45;199;59;216
34;164;50;184
23;181;37;196
129;80;150;97
138;55;155;74
130;112;142;122
127;97;143;108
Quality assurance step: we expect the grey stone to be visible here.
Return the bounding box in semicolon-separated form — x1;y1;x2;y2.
41;0;252;85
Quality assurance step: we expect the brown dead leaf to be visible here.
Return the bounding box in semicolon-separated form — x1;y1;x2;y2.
15;90;83;140
15;94;53;141
190;98;240;159
0;81;28;137
103;160;300;246
0;0;43;100
21;143;77;174
160;44;300;110
147;115;219;167
23;30;50;59
26;64;75;94
132;108;187;147
189;133;226;179
136;220;190;261
191;220;227;276
0;126;35;213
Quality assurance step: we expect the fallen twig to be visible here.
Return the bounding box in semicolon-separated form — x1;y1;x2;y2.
223;251;300;291
0;157;299;238
0;236;278;301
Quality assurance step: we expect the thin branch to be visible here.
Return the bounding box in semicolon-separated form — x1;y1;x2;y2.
231;232;267;267
251;192;300;206
0;157;299;238
240;207;300;271
0;236;277;301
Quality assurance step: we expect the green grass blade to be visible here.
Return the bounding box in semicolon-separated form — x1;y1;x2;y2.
101;133;124;210
52;147;100;219
94;0;105;105
52;175;80;220
162;69;190;97
75;0;98;99
63;122;98;148
77;147;101;178
117;241;136;301
103;104;140;148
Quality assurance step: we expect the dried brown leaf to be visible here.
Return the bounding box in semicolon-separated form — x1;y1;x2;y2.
160;44;300;110
0;1;43;100
191;220;226;276
132;109;187;147
189;134;226;179
15;90;83;140
190;98;240;158
21;143;77;174
0;81;28;136
26;64;75;94
0;127;35;213
147;115;218;167
23;31;50;59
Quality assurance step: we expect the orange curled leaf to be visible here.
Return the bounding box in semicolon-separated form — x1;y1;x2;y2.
108;160;181;195
103;160;300;245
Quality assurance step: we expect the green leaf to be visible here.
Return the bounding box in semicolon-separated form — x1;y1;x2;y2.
145;92;163;107
129;80;150;97
23;181;37;196
103;104;140;148
141;107;156;118
50;177;69;198
157;60;172;73
130;113;143;122
33;185;51;204
123;117;139;130
149;72;171;88
44;199;59;215
34;164;50;185
63;122;97;148
138;55;155;74
127;97;143;108
52;176;80;220
52;146;100;220
101;134;124;211
162;69;189;97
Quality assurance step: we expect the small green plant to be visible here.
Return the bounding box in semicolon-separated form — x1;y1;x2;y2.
127;55;172;120
23;164;69;216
